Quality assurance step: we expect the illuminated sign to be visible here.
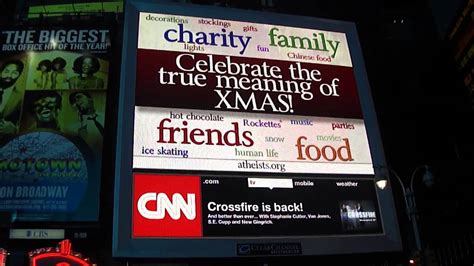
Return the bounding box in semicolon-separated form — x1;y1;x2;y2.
132;174;382;238
0;27;112;222
9;229;65;239
133;174;202;237
132;11;373;175
0;248;7;266
28;2;124;18
29;239;92;266
114;0;401;258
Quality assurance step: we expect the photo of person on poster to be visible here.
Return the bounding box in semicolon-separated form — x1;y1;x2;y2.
68;55;104;89
50;57;68;90
0;59;25;143
67;91;104;153
27;91;63;131
340;204;352;230
340;201;379;232
33;59;52;89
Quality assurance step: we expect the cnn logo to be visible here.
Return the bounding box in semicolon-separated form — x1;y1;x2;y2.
133;174;202;237
137;192;196;220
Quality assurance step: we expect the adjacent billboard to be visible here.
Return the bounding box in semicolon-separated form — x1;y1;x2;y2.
447;0;474;109
114;1;401;258
0;27;111;222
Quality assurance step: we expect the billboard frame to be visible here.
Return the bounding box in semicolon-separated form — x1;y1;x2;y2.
113;0;401;258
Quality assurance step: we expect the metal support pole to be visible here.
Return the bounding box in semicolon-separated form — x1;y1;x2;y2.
389;166;427;252
406;187;422;251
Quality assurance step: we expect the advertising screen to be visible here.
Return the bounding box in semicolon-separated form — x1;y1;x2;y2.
132;174;382;238
0;27;111;222
114;1;401;258
133;12;373;175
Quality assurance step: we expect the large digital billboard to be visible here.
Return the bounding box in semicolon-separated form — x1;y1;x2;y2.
0;27;111;222
133;11;372;175
114;0;401;258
